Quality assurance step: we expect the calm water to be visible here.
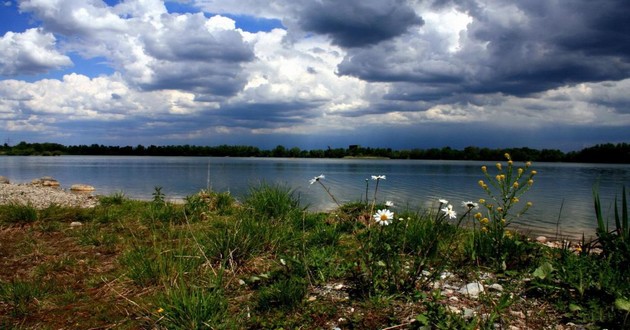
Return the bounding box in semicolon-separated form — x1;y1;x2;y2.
2;156;629;239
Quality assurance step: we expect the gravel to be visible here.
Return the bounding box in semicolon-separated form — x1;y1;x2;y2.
0;182;99;209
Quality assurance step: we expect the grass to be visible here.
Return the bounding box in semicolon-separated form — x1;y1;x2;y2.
1;161;629;329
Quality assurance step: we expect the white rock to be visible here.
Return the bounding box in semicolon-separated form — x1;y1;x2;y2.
459;282;484;297
488;283;504;292
70;221;83;227
536;236;548;243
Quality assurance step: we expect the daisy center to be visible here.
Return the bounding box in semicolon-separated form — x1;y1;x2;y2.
380;214;389;221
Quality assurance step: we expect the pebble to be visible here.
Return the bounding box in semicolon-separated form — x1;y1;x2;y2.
0;181;98;209
70;221;83;227
459;282;484;297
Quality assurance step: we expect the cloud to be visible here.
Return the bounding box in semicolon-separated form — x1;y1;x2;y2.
17;0;255;99
1;0;629;150
337;0;630;103
0;28;72;75
298;0;424;47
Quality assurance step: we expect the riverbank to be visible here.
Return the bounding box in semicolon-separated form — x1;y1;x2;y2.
1;180;627;328
0;178;98;209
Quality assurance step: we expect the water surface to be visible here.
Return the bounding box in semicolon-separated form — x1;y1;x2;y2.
2;156;628;239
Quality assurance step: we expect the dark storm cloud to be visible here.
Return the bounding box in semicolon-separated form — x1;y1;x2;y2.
337;0;630;102
216;101;322;128
298;0;423;47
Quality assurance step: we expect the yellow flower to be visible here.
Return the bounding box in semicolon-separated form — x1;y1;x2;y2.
479;198;485;204
504;153;511;160
525;161;532;167
474;212;482;219
513;182;519;189
505;230;512;238
531;170;537;175
501;218;506;224
478;180;485;187
496;163;502;171
527;202;533;207
528;179;534;186
511;197;519;203
517;168;524;175
481;166;487;173
481;227;488;233
497;207;503;212
496;174;502;181
156;307;164;313
480;217;489;224
507;160;513;166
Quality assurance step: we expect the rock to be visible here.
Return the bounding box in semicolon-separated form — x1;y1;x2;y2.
462;308;475;319
33;176;60;187
536;236;547;243
70;184;95;192
70;221;83;227
0;176;9;184
488;283;504;292
459;282;484;297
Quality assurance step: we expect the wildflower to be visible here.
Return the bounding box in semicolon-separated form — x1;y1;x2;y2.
517;168;524;175
527;202;533;207
478;180;485;187
481;166;487;173
525;161;532;167
439;199;449;204
496;174;502;181
474;212;482;219
501;218;506;224
513;182;519;189
531;170;537;176
479;198;485;204
511;197;520;203
481;227;488;233
575;245;583;253
496;163;502;171
504;153;511;160
441;204;457;219
373;209;394;226
480;217;489;224
398;217;404;221
309;174;325;185
505;230;512;238
156;307;164;313
462;201;479;209
528;179;534;186
497;207;503;212
371;175;386;180
385;201;394;207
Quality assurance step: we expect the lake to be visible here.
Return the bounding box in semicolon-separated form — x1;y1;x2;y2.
2;156;629;240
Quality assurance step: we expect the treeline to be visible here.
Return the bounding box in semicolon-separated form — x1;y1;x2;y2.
1;141;629;163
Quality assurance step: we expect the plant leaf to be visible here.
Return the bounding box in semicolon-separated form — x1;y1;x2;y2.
615;297;630;312
533;262;554;280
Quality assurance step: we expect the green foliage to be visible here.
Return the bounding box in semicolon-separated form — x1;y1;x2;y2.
256;276;308;311
472;153;537;269
595;186;630;272
0;203;37;225
98;191;128;206
0;280;48;317
243;183;303;222
154;283;228;330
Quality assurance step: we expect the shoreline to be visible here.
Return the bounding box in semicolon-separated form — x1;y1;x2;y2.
0;177;589;250
0;179;98;209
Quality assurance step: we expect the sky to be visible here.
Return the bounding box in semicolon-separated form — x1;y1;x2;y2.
1;0;629;151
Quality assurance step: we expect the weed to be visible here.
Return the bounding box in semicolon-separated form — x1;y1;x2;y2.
0;280;48;317
0;203;37;225
154;283;228;329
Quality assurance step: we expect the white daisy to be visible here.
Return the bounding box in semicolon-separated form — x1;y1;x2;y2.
461;201;479;209
309;174;325;185
371;175;386;180
373;209;394;226
441;204;457;219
